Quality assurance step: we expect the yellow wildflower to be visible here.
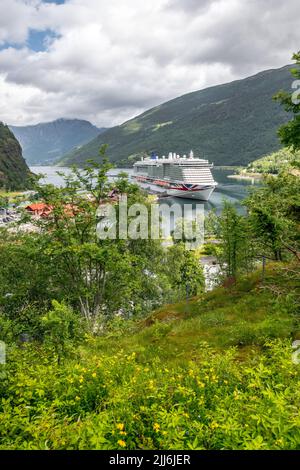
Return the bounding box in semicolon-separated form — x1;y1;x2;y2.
116;423;125;431
91;372;97;378
210;421;219;429
153;423;160;432
118;440;126;447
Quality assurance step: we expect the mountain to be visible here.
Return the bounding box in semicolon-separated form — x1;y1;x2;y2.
10;119;106;166
61;65;294;167
0;123;30;190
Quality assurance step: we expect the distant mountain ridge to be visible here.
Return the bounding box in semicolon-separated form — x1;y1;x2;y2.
61;65;294;167
10;119;106;165
0;123;30;190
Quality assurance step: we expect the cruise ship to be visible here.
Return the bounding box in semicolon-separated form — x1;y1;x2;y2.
132;151;217;201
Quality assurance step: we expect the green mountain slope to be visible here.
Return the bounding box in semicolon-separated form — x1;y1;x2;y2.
244;148;300;174
0;123;30;190
10;118;106;166
61;65;294;167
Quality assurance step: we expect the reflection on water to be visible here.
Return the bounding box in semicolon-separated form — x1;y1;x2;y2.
30;167;260;215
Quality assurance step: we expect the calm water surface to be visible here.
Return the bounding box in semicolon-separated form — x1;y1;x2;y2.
30;166;259;215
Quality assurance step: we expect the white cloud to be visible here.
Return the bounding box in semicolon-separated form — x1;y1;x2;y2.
0;0;299;127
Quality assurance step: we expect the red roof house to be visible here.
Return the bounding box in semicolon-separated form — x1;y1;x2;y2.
25;203;53;217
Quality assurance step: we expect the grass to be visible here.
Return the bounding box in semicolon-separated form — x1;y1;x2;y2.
0;191;22;197
92;263;299;366
1;263;299;450
0;190;29;205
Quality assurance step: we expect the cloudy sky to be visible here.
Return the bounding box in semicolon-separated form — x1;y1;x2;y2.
0;0;299;128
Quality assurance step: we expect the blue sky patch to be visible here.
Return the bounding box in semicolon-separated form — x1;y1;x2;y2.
0;43;21;52
0;29;60;52
27;29;59;52
43;0;65;4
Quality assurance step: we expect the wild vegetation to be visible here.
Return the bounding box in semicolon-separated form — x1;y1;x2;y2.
274;51;300;151
0;151;205;338
0;263;299;450
243;148;300;175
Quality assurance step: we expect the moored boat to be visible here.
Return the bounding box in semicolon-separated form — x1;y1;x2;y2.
132;151;217;201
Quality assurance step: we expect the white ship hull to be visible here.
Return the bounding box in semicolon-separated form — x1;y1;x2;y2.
166;186;216;201
133;152;218;202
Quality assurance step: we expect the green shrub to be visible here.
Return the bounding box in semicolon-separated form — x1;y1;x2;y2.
41;301;83;362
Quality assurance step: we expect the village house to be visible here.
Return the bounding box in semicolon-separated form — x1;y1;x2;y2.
25;203;53;218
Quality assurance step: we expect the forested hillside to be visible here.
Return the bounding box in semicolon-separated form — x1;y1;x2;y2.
0;123;30;190
244;148;300;174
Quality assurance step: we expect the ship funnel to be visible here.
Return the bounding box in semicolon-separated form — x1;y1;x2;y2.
189;150;194;159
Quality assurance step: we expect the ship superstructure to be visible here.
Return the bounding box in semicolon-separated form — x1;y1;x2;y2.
133;151;217;201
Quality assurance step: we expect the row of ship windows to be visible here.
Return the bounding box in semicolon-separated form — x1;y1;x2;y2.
135;168;214;177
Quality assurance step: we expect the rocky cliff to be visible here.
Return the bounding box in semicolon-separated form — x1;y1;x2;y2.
0;123;30;190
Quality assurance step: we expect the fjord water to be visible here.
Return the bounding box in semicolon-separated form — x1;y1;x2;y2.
30;166;258;214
